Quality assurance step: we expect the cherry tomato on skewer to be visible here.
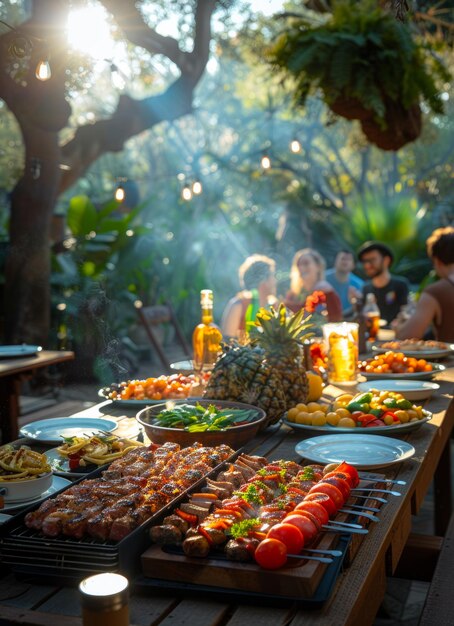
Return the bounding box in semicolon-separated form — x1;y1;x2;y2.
267;523;304;554
303;492;338;518
284;513;319;544
254;538;288;570
308;482;344;509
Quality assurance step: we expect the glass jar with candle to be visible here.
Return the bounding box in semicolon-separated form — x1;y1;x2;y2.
323;322;359;384
79;573;129;626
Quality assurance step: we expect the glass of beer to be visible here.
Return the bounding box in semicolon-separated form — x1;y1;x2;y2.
323;322;359;384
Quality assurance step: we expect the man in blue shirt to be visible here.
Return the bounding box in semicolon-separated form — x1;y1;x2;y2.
326;250;364;315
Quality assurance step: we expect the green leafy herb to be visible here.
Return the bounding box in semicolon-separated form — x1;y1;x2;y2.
228;518;261;539
233;484;263;505
300;466;315;481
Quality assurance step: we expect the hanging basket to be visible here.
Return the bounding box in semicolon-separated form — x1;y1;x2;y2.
360;100;422;151
328;97;373;122
329;93;422;151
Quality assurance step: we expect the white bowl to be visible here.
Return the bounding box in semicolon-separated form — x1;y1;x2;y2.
0;471;53;503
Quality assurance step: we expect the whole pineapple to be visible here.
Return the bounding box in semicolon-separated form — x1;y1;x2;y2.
252;304;312;409
204;305;313;426
204;344;287;426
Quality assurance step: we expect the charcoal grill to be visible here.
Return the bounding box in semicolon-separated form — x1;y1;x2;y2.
0;449;241;581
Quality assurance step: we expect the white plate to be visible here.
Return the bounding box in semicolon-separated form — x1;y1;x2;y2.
283;412;431;436
357;380;440;401
0;344;42;358
44;447;107;477
372;343;454;360
361;362;445;381
0;476;71;513
20;417;118;444
295;434;415;469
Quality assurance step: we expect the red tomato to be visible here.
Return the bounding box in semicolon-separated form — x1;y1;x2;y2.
294;500;329;526
322;473;351;500
336;462;360;488
308;482;344;509
356;413;378;426
284;513;319;544
267;523;304;554
254;538;288;570
303;492;337;518
365;419;385;428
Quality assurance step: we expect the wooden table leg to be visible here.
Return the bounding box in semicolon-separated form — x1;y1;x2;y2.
0;375;21;443
433;436;452;536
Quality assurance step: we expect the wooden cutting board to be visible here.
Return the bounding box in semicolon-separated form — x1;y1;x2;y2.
141;530;341;598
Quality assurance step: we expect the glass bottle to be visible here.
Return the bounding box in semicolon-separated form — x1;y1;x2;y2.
192;289;222;371
362;293;380;341
352;296;367;354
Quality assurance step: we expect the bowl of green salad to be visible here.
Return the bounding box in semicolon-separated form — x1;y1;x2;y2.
135;399;266;448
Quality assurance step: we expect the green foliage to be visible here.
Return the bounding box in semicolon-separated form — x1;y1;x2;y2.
51;195;153;356
268;0;451;126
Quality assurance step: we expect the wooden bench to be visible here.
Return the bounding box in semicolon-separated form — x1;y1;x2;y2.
419;513;454;625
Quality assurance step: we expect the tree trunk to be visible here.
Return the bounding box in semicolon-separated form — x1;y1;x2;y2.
5;124;61;343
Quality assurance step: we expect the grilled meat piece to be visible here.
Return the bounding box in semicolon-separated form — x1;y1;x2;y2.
150;524;183;545
162;514;190;534
182;535;210;557
225;538;259;561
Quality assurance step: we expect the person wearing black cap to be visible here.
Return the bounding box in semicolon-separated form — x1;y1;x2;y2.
357;241;409;325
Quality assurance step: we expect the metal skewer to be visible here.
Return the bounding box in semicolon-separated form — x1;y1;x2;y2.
345;503;381;513
359;473;406;486
352;488;401;496
323;525;368;534
326;519;363;529
287;554;333;564
339;508;379;522
350;494;388;504
304;548;343;557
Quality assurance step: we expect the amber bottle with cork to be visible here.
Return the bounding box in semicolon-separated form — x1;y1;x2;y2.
192;289;222;371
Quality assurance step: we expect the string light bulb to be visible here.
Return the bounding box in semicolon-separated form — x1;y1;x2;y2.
192;179;203;195
115;185;125;202
35;58;51;81
261;154;271;170
290;139;301;153
181;184;193;201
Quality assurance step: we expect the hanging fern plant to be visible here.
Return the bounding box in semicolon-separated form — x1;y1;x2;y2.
268;0;450;150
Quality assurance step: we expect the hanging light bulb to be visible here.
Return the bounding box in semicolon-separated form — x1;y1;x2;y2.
290;138;301;153
192;179;203;195
35;58;51;81
261;154;271;170
181;185;193;201
115;185;125;202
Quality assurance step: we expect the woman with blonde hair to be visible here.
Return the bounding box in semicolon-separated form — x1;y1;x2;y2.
285;248;342;321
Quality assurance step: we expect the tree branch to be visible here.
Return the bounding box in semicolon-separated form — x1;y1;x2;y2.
100;0;217;76
60;0;218;192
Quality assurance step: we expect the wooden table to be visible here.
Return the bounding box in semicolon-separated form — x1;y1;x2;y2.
0;367;453;626
0;350;74;443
